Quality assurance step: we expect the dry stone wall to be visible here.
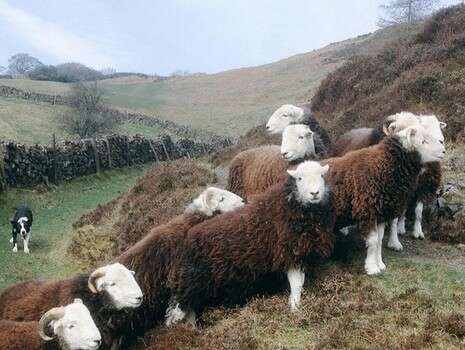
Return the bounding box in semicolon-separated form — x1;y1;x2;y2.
0;134;225;188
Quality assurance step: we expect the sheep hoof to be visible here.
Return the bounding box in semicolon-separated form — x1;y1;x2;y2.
288;297;300;312
339;227;350;236
24;248;30;254
387;241;403;251
12;246;18;253
9;237;13;244
412;231;425;240
378;261;386;271
365;264;381;275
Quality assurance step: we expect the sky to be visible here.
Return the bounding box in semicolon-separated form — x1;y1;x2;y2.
0;0;462;75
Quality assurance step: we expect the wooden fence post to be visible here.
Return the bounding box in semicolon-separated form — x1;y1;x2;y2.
90;138;100;175
0;143;7;192
104;137;112;169
52;133;58;183
126;136;132;166
148;140;160;162
161;140;171;161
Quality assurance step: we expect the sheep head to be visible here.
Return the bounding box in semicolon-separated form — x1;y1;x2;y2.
397;125;446;163
281;124;316;162
88;263;143;310
39;299;101;350
266;104;305;134
188;187;245;216
287;161;329;205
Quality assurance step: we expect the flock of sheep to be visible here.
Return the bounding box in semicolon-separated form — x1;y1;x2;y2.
0;104;447;349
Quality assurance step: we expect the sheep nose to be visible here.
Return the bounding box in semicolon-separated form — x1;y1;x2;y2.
282;152;288;157
136;296;143;302
93;339;101;346
311;191;319;196
266;125;270;130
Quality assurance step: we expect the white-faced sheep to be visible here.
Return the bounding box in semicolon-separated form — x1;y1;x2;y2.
266;104;331;156
0;263;142;350
324;124;445;275
0;298;101;350
227;124;317;199
328;112;446;251
166;161;336;326
114;187;244;346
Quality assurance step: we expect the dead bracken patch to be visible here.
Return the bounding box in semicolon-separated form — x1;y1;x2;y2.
311;4;465;142
131;264;465;350
67;159;216;267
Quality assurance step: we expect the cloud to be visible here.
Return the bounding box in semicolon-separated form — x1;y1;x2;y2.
0;1;115;69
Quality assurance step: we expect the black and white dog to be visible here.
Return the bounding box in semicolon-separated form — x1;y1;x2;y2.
10;206;33;254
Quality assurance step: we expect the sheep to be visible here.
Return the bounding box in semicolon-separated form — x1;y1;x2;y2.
165;161;336;326
328;112;446;250
227;124;317;199
114;187;245;345
0;298;101;350
266;104;331;156
323;124;445;275
0;263;143;350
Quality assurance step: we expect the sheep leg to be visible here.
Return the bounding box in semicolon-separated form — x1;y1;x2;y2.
364;227;381;275
387;218;403;251
165;302;187;327
376;223;386;271
397;213;406;235
412;202;424;239
185;310;197;327
287;267;305;311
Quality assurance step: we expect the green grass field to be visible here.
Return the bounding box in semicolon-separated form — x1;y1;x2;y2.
0;96;168;144
0;163;152;290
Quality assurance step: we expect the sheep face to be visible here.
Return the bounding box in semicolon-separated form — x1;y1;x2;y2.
266;104;304;134
398;126;446;163
419;115;446;143
281;124;315;161
287;161;329;204
47;299;101;350
201;187;245;215
89;263;143;310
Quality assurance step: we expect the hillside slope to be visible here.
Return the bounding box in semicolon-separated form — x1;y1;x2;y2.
1;25;410;137
312;4;465;141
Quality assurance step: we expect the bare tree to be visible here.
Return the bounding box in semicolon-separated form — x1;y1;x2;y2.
0;65;5;73
7;53;43;75
378;0;441;27
61;82;116;138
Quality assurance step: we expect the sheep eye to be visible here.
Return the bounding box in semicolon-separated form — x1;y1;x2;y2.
219;197;225;202
439;140;444;145
68;324;75;330
422;140;428;145
298;177;302;181
282;114;288;118
298;136;304;139
109;282;116;286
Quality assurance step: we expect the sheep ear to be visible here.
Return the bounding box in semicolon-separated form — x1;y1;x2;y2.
440;122;447;129
204;188;219;210
406;127;417;145
73;298;83;304
321;164;329;175
287;169;297;178
130;270;136;276
88;267;107;294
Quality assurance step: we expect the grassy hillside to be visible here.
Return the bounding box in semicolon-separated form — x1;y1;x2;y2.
0;26;411;137
0;96;167;144
0;164;152;290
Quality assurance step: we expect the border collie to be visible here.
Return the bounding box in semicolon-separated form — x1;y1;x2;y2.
10;206;33;254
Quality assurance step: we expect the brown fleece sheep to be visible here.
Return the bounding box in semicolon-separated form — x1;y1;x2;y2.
322;127;445;274
0;263;142;350
227;145;288;199
0;299;101;350
227;124;318;199
167;162;336;325
0;320;59;350
114;188;244;347
329;113;444;248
